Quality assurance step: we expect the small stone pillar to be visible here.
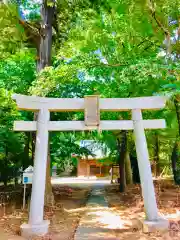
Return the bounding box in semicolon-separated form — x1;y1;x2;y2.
132;109;158;221
21;109;50;238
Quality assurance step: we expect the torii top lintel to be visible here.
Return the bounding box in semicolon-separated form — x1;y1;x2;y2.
12;94;167;112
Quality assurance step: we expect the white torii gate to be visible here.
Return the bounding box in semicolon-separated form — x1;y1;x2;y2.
13;94;168;237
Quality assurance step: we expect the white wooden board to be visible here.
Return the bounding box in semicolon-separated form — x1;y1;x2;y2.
13;94;167;111
14;119;166;131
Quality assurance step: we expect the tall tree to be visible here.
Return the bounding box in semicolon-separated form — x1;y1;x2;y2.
38;0;55;206
117;131;127;192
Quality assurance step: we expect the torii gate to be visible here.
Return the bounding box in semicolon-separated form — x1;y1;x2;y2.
13;94;168;237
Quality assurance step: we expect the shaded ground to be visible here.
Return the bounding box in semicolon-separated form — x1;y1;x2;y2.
0;184;91;240
105;180;180;240
0;179;179;240
71;181;180;240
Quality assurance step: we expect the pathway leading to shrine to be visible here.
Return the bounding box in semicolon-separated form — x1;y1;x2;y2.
74;184;123;240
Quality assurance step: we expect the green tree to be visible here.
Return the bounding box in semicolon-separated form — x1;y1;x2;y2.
0;88;28;185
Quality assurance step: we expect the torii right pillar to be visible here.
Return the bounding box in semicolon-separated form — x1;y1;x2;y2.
132;109;169;232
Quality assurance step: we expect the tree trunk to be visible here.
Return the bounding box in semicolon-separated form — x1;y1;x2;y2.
45;144;54;206
125;151;133;185
154;132;160;177
171;95;180;185
14;177;18;186
24;132;30;169
174;95;180;136
117;131;127;192
4;143;8;186
171;139;180;185
11;0;55;205
110;164;113;183
37;0;55;206
130;152;140;184
37;0;54;72
3;179;7;187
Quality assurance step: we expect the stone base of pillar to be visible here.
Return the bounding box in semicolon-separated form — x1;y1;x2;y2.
20;220;50;238
142;219;169;233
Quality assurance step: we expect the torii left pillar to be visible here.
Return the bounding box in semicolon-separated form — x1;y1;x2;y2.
21;109;50;238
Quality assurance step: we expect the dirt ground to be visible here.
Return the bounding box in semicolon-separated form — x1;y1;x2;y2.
0;180;179;240
0;184;91;240
105;180;180;240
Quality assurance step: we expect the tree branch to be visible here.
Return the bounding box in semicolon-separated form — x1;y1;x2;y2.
88;63;129;69
18;19;40;50
148;0;171;55
148;0;169;37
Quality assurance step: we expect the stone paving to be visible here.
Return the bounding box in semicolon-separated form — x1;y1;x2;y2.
74;184;121;240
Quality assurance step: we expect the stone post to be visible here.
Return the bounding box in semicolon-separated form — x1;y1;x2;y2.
21;108;50;237
132;109;158;221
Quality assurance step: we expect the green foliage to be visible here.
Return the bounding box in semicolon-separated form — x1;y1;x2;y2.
50;132;94;173
46;0;179;179
0;49;36;93
0;0;179;184
0;3;26;58
0;88;25;184
47;0;55;8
